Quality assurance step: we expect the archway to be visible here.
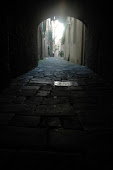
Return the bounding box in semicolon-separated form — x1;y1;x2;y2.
1;0;112;88
8;1;90;79
37;16;86;66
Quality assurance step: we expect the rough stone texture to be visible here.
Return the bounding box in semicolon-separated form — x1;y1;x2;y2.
46;104;75;115
0;104;36;115
42;97;69;105
21;86;40;90
63;116;83;130
0;95;16;104
0;113;15;125
0;57;113;167
51;90;69;97
41;117;62;128
40;85;53;91
0;126;47;148
48;129;87;151
9;115;40;128
70;96;97;104
24;96;43;105
17;89;37;97
35;91;51;97
35;105;47;115
12;96;26;104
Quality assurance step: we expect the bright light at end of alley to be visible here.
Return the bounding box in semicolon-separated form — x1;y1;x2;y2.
53;20;65;43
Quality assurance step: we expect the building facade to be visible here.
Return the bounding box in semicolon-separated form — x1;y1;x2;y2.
38;18;53;60
38;16;85;64
63;17;85;65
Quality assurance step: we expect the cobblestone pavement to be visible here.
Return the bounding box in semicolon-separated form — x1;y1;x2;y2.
0;57;113;167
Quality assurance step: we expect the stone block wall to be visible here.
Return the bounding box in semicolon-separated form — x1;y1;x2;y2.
85;20;113;81
9;18;38;77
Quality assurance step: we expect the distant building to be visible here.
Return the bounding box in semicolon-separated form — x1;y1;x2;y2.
38;16;85;63
38;18;53;59
63;17;85;65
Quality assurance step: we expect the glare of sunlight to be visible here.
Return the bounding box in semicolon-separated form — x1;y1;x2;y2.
53;20;65;43
54;81;78;86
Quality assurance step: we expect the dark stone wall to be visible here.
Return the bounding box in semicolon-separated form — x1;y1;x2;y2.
97;23;113;81
8;16;38;77
0;13;10;89
38;25;43;60
85;16;113;81
85;22;100;72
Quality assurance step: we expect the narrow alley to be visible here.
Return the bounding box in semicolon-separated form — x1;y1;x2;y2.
0;56;113;167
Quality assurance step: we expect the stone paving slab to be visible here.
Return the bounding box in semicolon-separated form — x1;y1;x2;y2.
62;116;83;130
97;95;113;104
13;150;83;167
77;81;87;86
70;96;98;104
0;56;113;161
48;129;87;151
12;96;26;104
53;86;69;91
79;109;113;125
4;125;47;136
0;95;16;103
0;113;15;125
87;88;113;94
21;86;40;90
16;75;33;81
25;83;42;86
35;105;47;115
9;115;40;128
24;96;43;105
54;81;78;87
46;104;75;115
0;126;47;148
0;104;36;114
0;148;16;160
41;117;62;128
17;89;37;97
35;91;51;97
29;79;52;84
73;103;98;110
51;90;70;97
67;86;84;91
42;97;69;105
70;91;87;97
1;85;22;95
52;77;61;81
39;85;53;91
48;128;113;153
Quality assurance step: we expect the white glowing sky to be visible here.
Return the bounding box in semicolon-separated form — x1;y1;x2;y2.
53;20;65;43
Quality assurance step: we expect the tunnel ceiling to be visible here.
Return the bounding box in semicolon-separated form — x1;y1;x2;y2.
3;0;110;26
